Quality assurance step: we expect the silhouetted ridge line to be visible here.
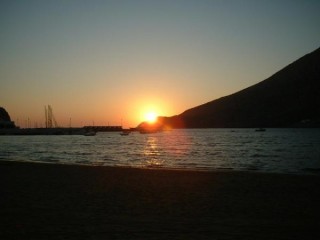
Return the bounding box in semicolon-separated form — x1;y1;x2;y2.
0;107;16;128
161;47;320;128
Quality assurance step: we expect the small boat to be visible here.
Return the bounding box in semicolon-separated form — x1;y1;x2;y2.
255;128;266;132
120;131;130;136
139;129;158;134
84;131;96;136
120;129;131;136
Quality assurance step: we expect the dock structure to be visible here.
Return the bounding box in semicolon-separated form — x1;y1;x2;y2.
83;126;122;132
0;127;86;135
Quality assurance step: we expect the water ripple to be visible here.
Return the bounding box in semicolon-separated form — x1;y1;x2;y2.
1;129;320;174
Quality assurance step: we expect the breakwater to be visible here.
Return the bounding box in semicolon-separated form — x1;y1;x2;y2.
0;126;123;135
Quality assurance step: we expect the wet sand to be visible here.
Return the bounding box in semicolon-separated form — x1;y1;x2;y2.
1;161;320;239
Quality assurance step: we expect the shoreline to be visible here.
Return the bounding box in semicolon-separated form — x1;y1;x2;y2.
1;160;320;239
1;159;319;176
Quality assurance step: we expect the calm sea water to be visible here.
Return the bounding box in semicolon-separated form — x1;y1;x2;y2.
1;129;320;175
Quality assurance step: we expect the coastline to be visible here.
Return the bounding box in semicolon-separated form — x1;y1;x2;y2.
1;160;320;239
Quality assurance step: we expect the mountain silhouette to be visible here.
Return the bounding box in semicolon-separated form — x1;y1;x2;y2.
0;107;16;128
159;47;320;128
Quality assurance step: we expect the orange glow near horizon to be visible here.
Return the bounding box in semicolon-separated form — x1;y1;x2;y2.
7;96;177;128
129;97;172;126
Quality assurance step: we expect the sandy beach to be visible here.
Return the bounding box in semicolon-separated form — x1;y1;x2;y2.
1;161;319;240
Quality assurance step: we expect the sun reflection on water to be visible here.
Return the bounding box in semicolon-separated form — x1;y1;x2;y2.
143;136;165;168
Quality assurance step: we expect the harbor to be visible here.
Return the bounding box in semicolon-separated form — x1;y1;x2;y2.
0;126;123;136
0;106;123;136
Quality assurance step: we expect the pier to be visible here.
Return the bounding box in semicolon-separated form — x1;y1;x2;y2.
83;126;122;132
0;126;123;136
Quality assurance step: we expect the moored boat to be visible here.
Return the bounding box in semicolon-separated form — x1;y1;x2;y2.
84;131;96;136
120;131;130;136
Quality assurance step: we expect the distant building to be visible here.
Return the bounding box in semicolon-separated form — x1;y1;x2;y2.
0;107;16;128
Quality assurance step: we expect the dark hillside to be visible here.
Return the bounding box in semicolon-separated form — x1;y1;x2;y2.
161;47;320;128
0;107;16;128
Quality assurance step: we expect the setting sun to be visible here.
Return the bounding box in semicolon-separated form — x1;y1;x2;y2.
145;112;157;123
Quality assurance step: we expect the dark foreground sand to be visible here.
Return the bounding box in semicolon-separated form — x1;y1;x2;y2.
1;161;320;240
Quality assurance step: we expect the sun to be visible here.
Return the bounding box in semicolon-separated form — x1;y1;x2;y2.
145;112;158;123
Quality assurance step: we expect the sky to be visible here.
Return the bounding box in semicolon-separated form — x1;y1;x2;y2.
1;0;320;128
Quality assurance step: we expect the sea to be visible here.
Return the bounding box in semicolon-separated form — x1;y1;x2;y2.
1;128;320;175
